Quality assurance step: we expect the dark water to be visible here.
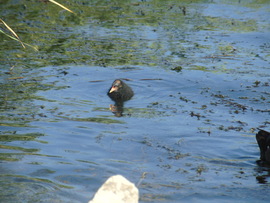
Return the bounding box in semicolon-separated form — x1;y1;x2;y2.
1;0;270;202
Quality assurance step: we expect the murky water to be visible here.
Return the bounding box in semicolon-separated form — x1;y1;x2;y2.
1;0;270;202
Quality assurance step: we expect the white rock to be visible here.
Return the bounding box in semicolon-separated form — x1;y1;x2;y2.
89;175;139;203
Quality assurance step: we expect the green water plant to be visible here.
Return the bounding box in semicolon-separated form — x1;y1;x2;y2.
0;0;74;50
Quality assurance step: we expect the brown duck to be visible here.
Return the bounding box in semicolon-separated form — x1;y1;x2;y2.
107;79;134;117
108;79;134;104
256;129;270;163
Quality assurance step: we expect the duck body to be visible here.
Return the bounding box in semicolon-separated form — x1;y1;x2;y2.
107;79;134;104
256;129;270;163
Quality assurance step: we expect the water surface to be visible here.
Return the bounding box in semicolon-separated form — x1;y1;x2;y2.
1;0;270;202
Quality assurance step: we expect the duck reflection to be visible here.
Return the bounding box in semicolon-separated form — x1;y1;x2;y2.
107;79;134;117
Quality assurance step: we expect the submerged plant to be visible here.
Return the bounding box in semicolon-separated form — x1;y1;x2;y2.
0;0;74;50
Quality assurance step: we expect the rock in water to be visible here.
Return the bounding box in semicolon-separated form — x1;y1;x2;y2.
89;175;139;203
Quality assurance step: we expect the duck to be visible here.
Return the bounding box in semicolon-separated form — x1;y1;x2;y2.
256;129;270;163
107;79;134;104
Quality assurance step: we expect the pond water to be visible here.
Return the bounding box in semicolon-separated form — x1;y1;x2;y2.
1;0;270;202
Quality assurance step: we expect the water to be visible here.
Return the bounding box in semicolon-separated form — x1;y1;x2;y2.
1;0;270;202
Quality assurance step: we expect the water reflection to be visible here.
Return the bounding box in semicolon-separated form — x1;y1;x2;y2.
255;165;270;184
109;103;124;117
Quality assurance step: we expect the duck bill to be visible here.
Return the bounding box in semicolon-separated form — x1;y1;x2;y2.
109;86;117;93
